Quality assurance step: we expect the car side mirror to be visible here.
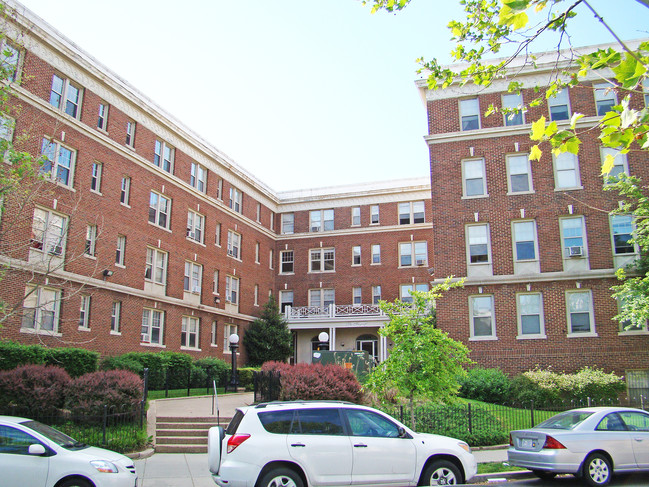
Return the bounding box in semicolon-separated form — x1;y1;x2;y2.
398;427;407;438
28;444;46;455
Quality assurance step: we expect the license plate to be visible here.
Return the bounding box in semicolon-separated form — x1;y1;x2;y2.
521;438;537;449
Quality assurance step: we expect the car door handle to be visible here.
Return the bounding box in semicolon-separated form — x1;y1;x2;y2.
633;437;644;442
290;443;306;447
354;443;368;448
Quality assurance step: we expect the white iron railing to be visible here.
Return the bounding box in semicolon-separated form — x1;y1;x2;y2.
285;304;384;320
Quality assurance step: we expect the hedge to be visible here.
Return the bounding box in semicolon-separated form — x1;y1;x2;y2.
0;341;98;377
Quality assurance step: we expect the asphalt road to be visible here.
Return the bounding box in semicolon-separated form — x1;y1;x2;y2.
482;473;649;486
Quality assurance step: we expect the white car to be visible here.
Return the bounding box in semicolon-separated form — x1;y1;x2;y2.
0;415;138;487
208;401;477;487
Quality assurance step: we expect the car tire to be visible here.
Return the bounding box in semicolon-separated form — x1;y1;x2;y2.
583;453;612;486
420;460;463;486
532;470;557;481
208;426;225;474
58;478;92;487
259;467;304;487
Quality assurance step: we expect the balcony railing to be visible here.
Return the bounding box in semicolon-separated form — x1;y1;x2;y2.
285;304;384;320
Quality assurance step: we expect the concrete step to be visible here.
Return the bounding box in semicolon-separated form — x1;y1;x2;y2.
157;422;214;430
157;416;221;423
156;435;208;445
156;428;209;437
155;444;207;454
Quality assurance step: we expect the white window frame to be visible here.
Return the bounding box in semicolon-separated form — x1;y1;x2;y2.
516;292;546;339
370;205;380;225
351;206;361;226
309;248;335;272
120;177;131;206
85;224;97;257
399;241;428;267
459;97;480;131
223;323;238;352
31;207;67;257
280;250;294;274
256;203;261;223
398;201;425;225
90;161;103;194
279;290;294;312
227;230;241;260
145;247;168;285
269;249;274;269
462;158;487;198
97;102;109;131
352;245;361;266
353;287;362;305
181;316;200;350
469;294;496;340
617;298;648;334
184;261;203;295
512;220;538;262
126;121;136;147
548;88;571;121
254;284;259;306
566;290;596;337
281;213;295;234
309;288;335;308
310;209;334;232
644;79;649;107
213;269;220;294
601;147;629;183
225;275;239;304
215;222;222;247
186;210;205;244
141;308;164;345
41;138;76;187
79;295;91;329
610;214;636;256
21;285;61;334
229;187;243;213
594;82;617;116
560;216;588;259
217;178;223;200
506;153;533;194
399;283;428;304
502;92;524;126
154;139;174;173
190;162;207;193
466;223;491;265
49;73;82;119
1;40;21;82
553;152;582;190
371;244;381;264
149;191;171;230
111;301;122;334
211;320;218;347
372;285;382;305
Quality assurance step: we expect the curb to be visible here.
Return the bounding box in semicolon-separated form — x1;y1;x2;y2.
470;470;535;484
126;448;155;460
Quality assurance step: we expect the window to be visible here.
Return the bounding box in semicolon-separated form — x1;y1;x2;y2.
225;275;239;304
399;284;428;303
145;247;168;285
467;224;490;264
111;301;121;333
269;249;274;269
223;323;238;351
553;152;581;189
371;244;381;264
548;88;570;121
126;121;136;147
79;295;90;329
154;140;174;173
31;208;67;256
279;290;294;312
186;210;205;244
90;162;103;193
506;154;533;193
41;138;76;187
462;159;486;197
148;191;171;229
516;293;545;338
217;178;223;200
227;230;241;259
254;242;260;264
229;187;243;213
309;288;335;309
256;203;261;222
0;113;15;146
398;201;425;224
49;74;82;118
97;103;108;130
309;248;335;272
345;408;397;437
372;285;382;305
459;97;480;130
141;308;164;345
370;205;380;225
211;321;218;347
470;295;496;339
215;223;222;246
502;93;524;126
399;241;427;267
617;297;647;333
190;162;207;192
213;270;220;294
594;82;616;116
566;290;595;335
85;225;97;256
353;287;362;305
21;286;60;332
282;213;294;234
254;284;259;306
280;250;294;274
561;216;586;258
184;261;202;294
352;245;361;266
310;209;334;232
270;212;275;231
351;206;361;226
611;215;634;255
120;177;131;206
1;41;20;82
601;147;628;182
512;221;537;261
181;316;199;349
644;79;649;107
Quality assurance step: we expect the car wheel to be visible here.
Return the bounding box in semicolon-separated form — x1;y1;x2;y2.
420;460;463;486
532;470;557;481
58;478;92;487
259;467;304;487
583;453;612;486
208;426;225;474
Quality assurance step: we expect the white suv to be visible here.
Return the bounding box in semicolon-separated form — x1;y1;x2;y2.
208;401;476;487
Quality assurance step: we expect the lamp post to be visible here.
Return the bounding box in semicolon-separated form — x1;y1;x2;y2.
318;331;329;351
228;333;240;392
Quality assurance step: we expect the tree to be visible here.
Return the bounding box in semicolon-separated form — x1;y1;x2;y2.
363;0;649;328
243;295;293;366
365;279;472;429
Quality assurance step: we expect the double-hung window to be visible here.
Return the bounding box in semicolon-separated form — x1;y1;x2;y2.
145;247;168;285
548;89;570;121
184;261;202;294
79;295;91;329
310;209;334;232
111;301;121;333
309;288;335;309
181;316;199;349
371;244;381;264
85;225;97;256
399;241;427;267
126;121;136;147
141;308;164;345
97;103;109;131
149;191;171;229
310;248;335;272
49;74;82;118
466;224;490;264
22;285;60;333
516;293;545;338
469;295;496;339
280;250;294;274
120;177;131;206
190;162;207;192
398;201;425;224
1;41;20;82
352;245;361;266
553;152;581;189
566;290;595;335
282;213;294;234
462;159;487;197
41;138;76;187
459;98;480;130
601;147;628;182
154;140;174;173
227;230;241;259
223;323;238;350
279;290;294;312
90;162;103;193
187;210;205;244
611;215;634;255
370;205;380;224
502;93;524;126
353;287;362;305
351;207;361;226
506;154;533;193
372;285;382;304
512;221;537;261
561;216;586;258
399;284;428;303
229;187;243;213
31;208;67;257
644;79;649;107
594;82;616;116
225;275;239;304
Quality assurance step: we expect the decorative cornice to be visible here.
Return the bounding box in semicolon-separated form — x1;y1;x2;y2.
431;268;621;286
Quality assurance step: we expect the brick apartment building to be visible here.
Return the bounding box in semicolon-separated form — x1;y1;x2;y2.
0;1;647;388
418;43;649;387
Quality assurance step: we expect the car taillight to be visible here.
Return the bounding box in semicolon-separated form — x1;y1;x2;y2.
227;434;251;453
543;436;566;449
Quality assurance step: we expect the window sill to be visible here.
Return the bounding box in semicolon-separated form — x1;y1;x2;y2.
554;186;583;191
308;270;336;274
78;326;91;332
83;254;97;260
210;343;219;348
90;189;103;196
516;334;547;340
371;262;382;266
351;264;361;267
567;332;598;338
115;263;126;269
618;330;649;336
124;144;136;151
226;254;242;262
120;202;131;209
469;336;498;341
186;238;206;247
20;328;62;337
147;221;173;233
507;190;535;196
110;331;122;336
181;346;202;352
279;272;295;276
461;194;489;200
140;342;166;348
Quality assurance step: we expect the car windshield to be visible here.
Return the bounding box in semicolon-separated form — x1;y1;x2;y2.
21;420;87;450
535;411;594;430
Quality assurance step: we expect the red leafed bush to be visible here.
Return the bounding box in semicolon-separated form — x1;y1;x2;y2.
262;362;362;403
65;369;143;418
0;364;71;417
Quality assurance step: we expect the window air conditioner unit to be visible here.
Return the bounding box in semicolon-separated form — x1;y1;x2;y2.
186;229;194;239
568;246;583;257
141;333;150;342
415;259;426;266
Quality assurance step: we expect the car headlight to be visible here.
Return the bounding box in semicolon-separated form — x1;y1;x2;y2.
90;460;119;473
458;442;472;454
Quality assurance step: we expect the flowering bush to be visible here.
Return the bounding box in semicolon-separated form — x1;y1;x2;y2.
0;364;71;417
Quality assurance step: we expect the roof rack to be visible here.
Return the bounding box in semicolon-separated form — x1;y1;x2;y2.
254;400;356;409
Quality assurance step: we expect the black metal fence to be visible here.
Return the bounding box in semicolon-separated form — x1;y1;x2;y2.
253;370;282;403
141;366;228;400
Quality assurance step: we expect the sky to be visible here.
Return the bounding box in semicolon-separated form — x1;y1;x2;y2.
13;0;649;192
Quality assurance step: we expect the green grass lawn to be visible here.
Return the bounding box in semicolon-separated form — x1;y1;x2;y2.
477;462;526;474
147;387;227;400
463;399;559;431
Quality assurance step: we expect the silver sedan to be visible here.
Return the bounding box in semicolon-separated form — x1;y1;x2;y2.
508;407;649;486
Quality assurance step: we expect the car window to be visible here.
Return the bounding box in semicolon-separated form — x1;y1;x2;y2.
20;420;75;447
596;413;628;431
293;408;345;436
344;409;401;438
0;425;41;455
618;411;649;432
258;410;294;434
226;409;245;435
535;411;594;429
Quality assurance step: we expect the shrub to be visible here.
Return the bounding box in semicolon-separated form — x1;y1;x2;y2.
458;367;511;404
100;355;145;375
267;362;362;402
44;347;99;377
118;351;193;390
65;369;143;419
237;367;259;391
192;357;229;388
0;341;46;370
0;364;71;417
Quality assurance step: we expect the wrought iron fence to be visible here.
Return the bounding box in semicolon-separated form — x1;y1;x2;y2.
141;366;228;400
254;370;282;403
